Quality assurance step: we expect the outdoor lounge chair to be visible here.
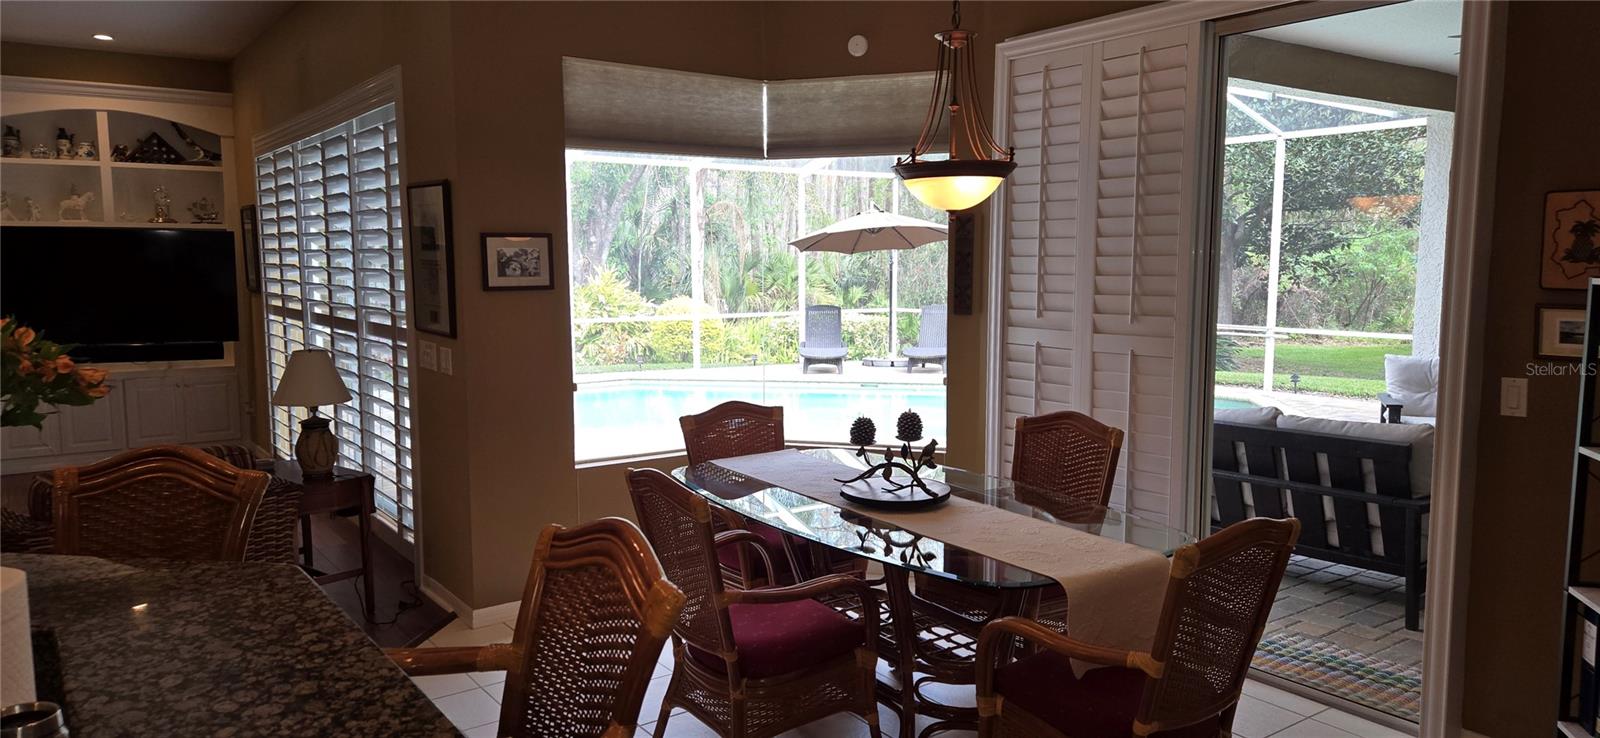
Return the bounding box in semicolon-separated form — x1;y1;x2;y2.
799;305;847;373
902;304;947;372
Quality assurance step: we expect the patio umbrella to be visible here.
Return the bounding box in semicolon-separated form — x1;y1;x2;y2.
789;209;947;364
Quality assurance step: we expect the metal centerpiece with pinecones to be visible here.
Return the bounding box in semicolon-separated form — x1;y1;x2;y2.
836;410;948;504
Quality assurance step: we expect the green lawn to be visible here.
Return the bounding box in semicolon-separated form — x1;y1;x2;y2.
1214;370;1384;398
1230;340;1408;380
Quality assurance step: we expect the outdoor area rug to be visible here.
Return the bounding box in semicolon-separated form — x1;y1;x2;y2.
1253;632;1422;722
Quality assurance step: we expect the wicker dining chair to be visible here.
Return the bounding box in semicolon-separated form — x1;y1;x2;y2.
51;444;271;562
975;518;1302;737
679;400;806;587
915;410;1126;647
390;518;685;738
626;468;882;738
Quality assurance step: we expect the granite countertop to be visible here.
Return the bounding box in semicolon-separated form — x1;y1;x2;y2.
3;553;459;737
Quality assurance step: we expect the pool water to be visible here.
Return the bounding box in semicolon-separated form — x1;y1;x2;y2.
575;381;946;461
574;380;1260;461
1215;398;1258;410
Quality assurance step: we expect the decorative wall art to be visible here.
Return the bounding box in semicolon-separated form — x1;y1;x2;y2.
481;232;555;291
406;180;458;337
1536;305;1588;359
1540;190;1600;289
240;204;261;293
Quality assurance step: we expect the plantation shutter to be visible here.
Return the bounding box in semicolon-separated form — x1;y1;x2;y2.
994;25;1199;525
257;103;417;541
997;45;1088;477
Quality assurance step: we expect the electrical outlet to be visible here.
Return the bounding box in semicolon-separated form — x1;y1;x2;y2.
1501;377;1528;417
439;347;454;376
418;341;437;372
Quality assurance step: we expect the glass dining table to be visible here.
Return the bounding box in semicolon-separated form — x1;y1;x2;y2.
673;447;1194;738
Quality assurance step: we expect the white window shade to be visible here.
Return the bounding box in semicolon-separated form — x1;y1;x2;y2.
764;72;940;159
562;58;764;158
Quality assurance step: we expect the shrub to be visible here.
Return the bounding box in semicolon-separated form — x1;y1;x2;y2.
647;297;724;364
841;314;889;359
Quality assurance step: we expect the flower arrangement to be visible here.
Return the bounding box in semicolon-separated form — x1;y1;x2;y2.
2;318;111;429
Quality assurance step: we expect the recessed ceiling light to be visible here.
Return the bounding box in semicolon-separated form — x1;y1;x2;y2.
92;34;114;42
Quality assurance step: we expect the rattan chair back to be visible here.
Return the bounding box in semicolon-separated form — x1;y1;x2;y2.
52;445;269;562
680;401;784;466
626;469;739;667
1011;411;1123;518
497;517;685;738
1137;517;1301;733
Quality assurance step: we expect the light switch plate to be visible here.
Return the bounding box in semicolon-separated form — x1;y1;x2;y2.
418;341;438;372
439;347;454;376
1501;377;1528;417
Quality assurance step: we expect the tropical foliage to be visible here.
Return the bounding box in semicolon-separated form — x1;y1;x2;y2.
568;154;948;369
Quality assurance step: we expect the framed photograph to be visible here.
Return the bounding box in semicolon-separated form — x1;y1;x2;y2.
239;204;261;293
406;180;458;337
1539;189;1600;289
1536;305;1587;359
482;232;555;291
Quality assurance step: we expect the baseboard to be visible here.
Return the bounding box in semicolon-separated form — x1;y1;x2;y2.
419;574;520;629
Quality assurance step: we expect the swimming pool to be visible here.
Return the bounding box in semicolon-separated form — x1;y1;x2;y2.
574;380;946;461
574;380;1258;460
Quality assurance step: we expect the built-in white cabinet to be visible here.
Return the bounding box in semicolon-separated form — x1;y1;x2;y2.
1;367;243;474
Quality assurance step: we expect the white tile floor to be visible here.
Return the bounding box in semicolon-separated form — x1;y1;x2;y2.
412;616;1415;737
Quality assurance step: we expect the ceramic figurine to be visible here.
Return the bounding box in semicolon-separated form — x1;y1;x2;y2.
54;128;73;159
188;196;219;224
29;143;51;159
109;144;130;162
149;184;176;223
24;197;41;222
58;185;94;221
1;191;14;222
2;126;20;157
74;141;96;160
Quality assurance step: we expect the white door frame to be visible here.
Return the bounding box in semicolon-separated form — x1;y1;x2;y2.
984;2;1507;735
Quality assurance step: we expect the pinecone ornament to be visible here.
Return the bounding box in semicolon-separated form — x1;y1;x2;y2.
896;410;924;442
850;416;877;447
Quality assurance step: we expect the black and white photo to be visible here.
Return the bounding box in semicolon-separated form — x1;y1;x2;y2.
482;232;554;290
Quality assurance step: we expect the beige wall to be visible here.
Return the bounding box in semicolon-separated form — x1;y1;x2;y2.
1460;1;1600;734
0;41;231;92
226;0;1139;608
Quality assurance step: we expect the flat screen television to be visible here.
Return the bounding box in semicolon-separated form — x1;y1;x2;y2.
1;226;239;362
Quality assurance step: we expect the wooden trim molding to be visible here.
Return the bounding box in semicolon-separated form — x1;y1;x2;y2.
0;74;232;107
1421;2;1507;735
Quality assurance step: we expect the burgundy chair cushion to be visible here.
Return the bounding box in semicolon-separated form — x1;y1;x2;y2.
717;520;800;583
995;650;1223;737
687;598;863;679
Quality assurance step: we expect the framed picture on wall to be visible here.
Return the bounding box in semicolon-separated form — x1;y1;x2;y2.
1536;304;1587;359
239;204;261;293
482;232;555;290
406;180;458;337
1539;189;1600;290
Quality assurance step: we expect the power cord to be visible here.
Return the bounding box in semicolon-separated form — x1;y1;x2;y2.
351;574;424;626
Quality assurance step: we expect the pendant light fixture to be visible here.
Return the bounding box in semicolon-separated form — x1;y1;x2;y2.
893;0;1015;212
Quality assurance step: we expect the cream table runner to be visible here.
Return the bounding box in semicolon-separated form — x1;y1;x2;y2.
711;449;1173;670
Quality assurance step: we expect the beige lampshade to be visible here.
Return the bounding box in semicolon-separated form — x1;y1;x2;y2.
271;349;353;407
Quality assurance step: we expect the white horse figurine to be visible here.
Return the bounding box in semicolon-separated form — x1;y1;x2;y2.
59;190;94;221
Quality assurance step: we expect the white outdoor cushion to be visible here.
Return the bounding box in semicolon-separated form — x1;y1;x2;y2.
1276;415;1433;558
1384;354;1440;416
1215;405;1282;427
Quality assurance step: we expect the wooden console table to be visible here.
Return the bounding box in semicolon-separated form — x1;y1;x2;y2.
272;460;375;622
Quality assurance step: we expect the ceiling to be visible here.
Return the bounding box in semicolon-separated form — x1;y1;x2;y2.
0;1;292;61
1249;0;1463;75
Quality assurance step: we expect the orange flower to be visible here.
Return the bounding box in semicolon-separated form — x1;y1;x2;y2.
13;327;34;347
38;363;56;381
76;367;108;386
54;356;74;374
17;358;32;374
87;385;111;399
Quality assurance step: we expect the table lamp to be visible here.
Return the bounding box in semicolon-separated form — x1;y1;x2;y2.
271;349;353;477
